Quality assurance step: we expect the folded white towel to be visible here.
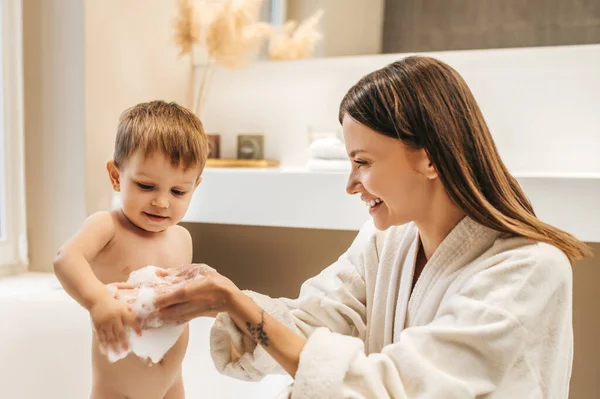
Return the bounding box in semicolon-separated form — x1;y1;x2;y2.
307;138;348;160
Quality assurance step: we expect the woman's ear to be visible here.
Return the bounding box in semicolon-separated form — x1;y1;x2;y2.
423;157;438;180
106;160;121;191
411;148;438;180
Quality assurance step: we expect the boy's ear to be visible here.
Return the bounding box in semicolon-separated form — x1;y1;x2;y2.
107;160;121;191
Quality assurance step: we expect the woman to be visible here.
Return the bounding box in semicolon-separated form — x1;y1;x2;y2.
154;56;591;398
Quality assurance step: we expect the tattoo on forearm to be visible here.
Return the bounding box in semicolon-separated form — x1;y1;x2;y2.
246;310;269;347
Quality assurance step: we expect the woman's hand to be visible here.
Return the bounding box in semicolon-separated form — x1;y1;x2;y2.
154;264;240;324
153;263;306;378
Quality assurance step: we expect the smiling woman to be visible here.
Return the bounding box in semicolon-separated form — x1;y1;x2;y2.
0;0;28;276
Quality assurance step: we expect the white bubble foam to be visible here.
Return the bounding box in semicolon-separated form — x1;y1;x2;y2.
102;265;194;364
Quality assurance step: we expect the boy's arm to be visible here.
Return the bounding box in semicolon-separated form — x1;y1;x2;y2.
53;211;116;310
174;225;194;265
183;227;194;264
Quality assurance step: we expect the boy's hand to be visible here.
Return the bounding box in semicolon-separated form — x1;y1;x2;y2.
89;294;142;352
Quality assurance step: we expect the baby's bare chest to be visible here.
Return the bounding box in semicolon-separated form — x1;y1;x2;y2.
91;229;189;284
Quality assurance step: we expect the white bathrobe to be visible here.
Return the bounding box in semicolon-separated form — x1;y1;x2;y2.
210;217;573;398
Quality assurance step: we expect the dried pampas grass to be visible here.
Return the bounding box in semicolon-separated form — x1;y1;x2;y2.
205;0;272;68
174;0;272;114
174;0;202;110
268;9;324;61
173;0;324;115
174;0;201;57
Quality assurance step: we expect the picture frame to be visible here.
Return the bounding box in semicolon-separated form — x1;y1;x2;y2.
237;134;264;160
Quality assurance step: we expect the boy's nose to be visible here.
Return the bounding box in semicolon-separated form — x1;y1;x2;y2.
151;197;169;209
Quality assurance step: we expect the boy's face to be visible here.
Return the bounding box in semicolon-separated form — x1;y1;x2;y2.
107;151;202;232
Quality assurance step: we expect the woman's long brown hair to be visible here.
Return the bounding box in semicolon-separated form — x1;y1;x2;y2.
340;56;592;262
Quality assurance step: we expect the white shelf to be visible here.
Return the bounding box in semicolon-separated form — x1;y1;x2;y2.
182;168;600;242
183;167;366;231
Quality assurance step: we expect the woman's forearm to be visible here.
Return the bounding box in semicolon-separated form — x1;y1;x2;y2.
227;290;307;377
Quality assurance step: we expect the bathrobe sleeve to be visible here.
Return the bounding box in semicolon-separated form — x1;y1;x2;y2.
209;220;377;381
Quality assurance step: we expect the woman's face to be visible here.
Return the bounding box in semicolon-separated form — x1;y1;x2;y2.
343;114;435;230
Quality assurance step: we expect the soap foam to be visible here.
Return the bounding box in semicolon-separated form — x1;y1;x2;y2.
100;265;200;364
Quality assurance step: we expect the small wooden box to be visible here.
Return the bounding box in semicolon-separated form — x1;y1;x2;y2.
207;134;221;159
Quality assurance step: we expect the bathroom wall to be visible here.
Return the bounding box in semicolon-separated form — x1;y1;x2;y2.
84;0;193;216
195;43;600;173
181;222;358;297
570;246;600;399
383;0;600;53
22;0;87;275
286;0;385;58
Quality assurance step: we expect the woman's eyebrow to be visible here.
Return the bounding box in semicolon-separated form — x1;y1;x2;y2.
349;149;366;157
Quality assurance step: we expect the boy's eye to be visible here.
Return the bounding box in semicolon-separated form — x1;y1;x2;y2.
353;160;367;168
171;189;186;196
137;183;154;190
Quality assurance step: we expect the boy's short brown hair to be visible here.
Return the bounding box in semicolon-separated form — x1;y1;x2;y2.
114;100;208;170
